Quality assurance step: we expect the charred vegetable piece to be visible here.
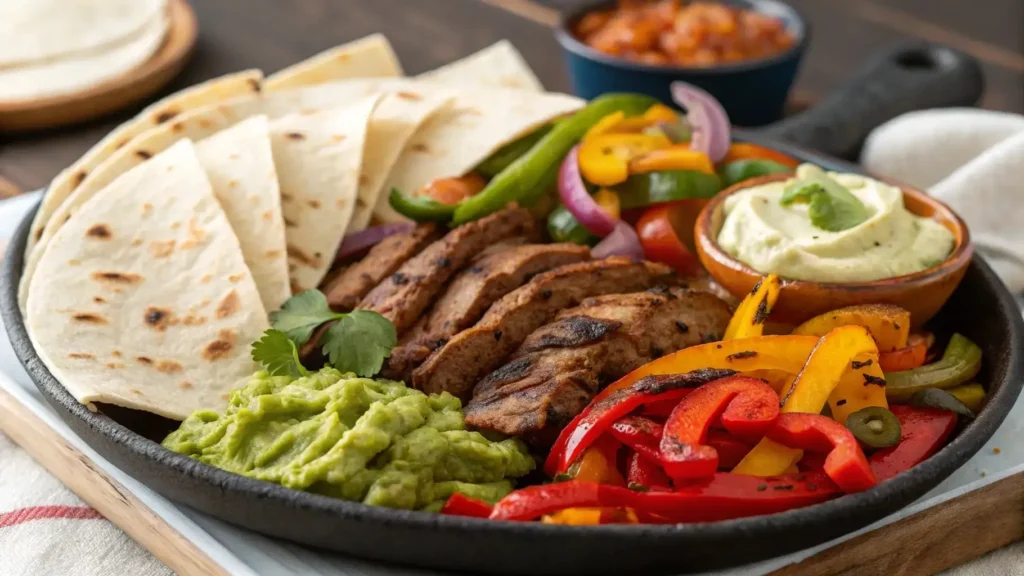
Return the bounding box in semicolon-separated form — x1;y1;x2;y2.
476;124;554;177
947;383;986;413
845;406;902;449
615;170;722;208
793;304;911;352
453;93;658;224
719;159;792;187
909;388;975;420
724;274;781;340
766;413;877;493
389;188;457;222
870;406;957;482
885;334;982;402
827;352;888;428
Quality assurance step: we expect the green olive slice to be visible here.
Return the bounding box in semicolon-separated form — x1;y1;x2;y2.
909;388;976;420
846;407;902;449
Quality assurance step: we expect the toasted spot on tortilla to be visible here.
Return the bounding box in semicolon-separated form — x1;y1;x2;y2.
93;296;105;304
280;193;293;202
457;107;483;116
135;150;153;160
179;381;194;390
287;244;319;268
202;329;237;361
141;202;153;217
201;274;212;283
286;132;306;141
68;259;81;266
410;143;430;153
354;196;367;208
229;179;239;188
248;78;262;92
170;221;181;229
307;199;321;209
181;218;209;249
265;249;283;258
86;224;112;239
111;351;122;358
262;211;273;221
144;306;176;331
155;110;178;123
136;356;154;365
171;121;185;133
229;153;240;160
73;171;88;186
72;312;107;324
34;227;44;241
199;119;213;129
106;362;125;369
331;134;346;143
131;238;144;247
358;174;369;186
149;240;175;258
130;388;143;395
284;217;297;228
216;290;241;318
182;315;206;326
91;271;142;284
68;353;95;360
397;91;422;101
156;360;184;374
228;274;244;283
199;298;211;308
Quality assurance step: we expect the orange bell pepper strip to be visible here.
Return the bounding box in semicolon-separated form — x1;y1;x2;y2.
628;146;715;175
541;507;640;525
593;188;621;219
724;274;781;340
579;133;672;186
734;326;880;477
722;142;800;168
878;333;929;372
571;435;626;486
792;304;910;352
584;105;681;141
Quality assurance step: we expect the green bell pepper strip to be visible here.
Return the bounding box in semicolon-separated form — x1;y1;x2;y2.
614;170;722;210
451;93;658;225
475;124;554;178
719;159;793;188
885;333;982;402
388;188;456;222
547;204;599;246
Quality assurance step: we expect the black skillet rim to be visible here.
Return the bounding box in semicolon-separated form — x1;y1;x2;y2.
2;150;1022;565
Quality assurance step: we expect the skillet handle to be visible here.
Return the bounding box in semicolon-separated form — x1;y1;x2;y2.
759;43;984;160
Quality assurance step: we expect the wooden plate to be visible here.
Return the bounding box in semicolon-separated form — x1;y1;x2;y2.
0;0;198;134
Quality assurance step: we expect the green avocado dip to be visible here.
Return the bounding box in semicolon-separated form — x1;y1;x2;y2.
162;368;534;511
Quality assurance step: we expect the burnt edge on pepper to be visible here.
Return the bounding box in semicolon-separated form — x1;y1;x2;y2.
631;369;737;396
863;374;887;387
851;359;874;370
752;295;770;325
749;278;764;296
726;350;758;362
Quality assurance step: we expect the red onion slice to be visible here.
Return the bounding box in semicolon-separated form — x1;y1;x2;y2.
670;82;731;163
558;145;618;237
592;221;644;261
334;222;414;264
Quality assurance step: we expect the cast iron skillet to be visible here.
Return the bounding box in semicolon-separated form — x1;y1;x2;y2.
3;62;1019;576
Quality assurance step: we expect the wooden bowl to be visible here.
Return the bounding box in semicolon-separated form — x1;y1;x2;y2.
695;173;973;328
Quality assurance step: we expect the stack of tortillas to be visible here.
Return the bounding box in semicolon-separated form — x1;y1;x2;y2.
19;35;584;421
0;0;171;103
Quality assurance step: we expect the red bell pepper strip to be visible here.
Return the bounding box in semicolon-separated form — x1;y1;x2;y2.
660;376;779;481
640;396;683;418
490;473;840;523
626;450;672;490
870;405;958;482
636;203;700;276
797;450;827;472
441;493;494;518
545;370;736;476
706;431;754;470
764;413;877;493
610;415;664;448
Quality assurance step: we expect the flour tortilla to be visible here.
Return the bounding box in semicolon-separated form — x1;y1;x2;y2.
27;69;264;260
194;116;290;312
270;95;382;292
417;40;543;92
0;15;168;103
0;0;166;68
347;89;455;233
374;85;584;222
264;34;402;92
26;139;268;420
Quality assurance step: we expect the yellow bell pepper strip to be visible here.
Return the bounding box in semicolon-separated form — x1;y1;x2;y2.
628;146;715;175
585;111;627;141
641;103;680;123
579;133;672;186
734;326;880;477
828;355;888;425
885;333;982;402
947;382;986;413
593;188;621;219
792;304;910;352
584;105;682;142
724;275;781;340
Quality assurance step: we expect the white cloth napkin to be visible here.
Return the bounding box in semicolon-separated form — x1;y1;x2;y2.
861;108;1024;293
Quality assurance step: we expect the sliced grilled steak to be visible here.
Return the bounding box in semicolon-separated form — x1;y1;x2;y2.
411;257;679;398
464;287;731;445
387;243;591;381
358;205;537;335
322;223;442;312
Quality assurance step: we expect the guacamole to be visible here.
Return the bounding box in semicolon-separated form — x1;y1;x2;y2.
717;164;955;283
163;368;534;510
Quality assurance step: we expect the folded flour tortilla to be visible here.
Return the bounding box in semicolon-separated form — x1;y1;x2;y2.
416;40;543;92
26;139;268;420
270;94;382;292
194;116;290;312
264;33;403;92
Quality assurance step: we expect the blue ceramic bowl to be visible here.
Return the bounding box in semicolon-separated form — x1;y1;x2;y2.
555;0;809;127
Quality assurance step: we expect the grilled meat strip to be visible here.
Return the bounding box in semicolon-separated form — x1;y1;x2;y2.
411;257;679;399
464;287;731;445
321;223;443;312
358;205;537;335
386;243;591;381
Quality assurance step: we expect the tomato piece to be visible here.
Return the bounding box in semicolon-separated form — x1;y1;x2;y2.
636;203;700;276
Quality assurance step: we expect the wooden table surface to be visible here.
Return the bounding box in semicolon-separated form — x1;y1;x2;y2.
0;0;1020;194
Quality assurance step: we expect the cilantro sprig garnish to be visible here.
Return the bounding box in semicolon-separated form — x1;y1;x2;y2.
780;167;869;232
251;290;397;378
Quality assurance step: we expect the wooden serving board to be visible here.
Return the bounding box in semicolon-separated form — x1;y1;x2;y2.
0;0;198;133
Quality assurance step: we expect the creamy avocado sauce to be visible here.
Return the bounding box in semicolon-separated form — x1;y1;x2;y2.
717;164;955;283
163;368;534;510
